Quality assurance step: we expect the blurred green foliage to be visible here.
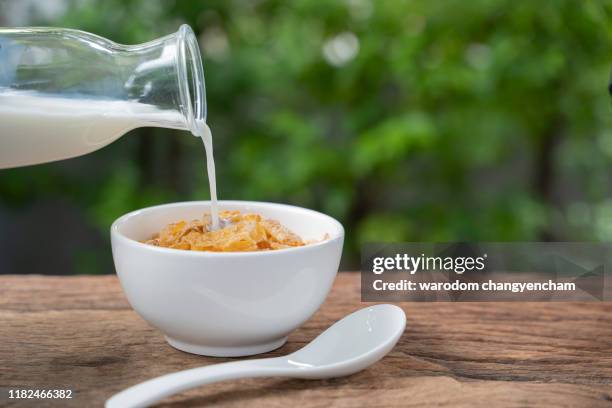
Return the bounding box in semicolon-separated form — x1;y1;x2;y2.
1;0;612;272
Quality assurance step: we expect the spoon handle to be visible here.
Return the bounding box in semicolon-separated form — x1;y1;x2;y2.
105;357;290;408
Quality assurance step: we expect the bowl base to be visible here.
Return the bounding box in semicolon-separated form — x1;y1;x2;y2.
165;336;288;357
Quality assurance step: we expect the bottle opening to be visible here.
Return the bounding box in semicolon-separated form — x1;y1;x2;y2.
176;24;207;136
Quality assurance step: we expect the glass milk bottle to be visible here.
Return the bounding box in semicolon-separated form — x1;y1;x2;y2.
0;24;206;168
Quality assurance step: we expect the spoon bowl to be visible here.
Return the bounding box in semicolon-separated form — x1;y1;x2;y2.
106;304;406;408
287;304;406;378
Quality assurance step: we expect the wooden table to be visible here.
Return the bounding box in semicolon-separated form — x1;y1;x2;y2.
2;273;612;407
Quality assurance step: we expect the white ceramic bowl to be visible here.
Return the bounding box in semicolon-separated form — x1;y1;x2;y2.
111;201;344;357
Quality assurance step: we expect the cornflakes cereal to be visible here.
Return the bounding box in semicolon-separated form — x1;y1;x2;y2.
143;210;316;252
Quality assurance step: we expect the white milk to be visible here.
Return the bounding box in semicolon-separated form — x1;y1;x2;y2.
0;91;220;229
196;120;220;230
0;91;185;168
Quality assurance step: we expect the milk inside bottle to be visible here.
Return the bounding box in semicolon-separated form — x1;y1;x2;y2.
0;91;186;167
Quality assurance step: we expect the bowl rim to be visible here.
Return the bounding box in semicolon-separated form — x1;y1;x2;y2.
111;200;345;258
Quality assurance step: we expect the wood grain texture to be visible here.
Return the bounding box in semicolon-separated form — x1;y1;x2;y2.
1;273;612;407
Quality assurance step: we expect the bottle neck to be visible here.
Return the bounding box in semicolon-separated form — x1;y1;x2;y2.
122;24;206;135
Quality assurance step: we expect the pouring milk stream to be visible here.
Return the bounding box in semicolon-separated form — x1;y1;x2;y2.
0;25;221;229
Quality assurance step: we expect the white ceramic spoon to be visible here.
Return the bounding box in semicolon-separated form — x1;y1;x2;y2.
106;304;406;408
